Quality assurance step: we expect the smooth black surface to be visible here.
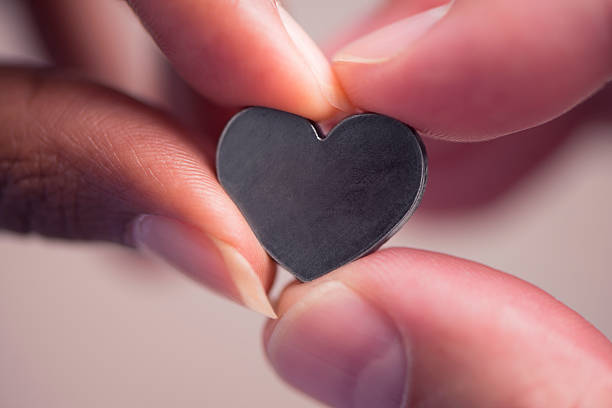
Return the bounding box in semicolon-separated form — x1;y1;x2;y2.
217;107;427;281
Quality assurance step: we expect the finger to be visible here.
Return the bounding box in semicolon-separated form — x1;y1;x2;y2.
0;66;275;318
325;0;450;56
421;82;612;209
160;62;237;151
421;123;567;209
127;0;351;121
264;248;612;407
332;0;612;141
26;0;161;101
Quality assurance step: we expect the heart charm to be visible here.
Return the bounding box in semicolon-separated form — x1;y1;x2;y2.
217;107;427;281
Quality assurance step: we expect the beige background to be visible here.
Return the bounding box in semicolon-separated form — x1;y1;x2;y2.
1;1;611;407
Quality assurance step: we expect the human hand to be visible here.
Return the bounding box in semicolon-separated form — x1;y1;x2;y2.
265;248;612;407
6;0;356;318
262;0;612;407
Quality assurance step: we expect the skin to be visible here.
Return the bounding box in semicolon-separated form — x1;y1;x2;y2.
4;0;612;406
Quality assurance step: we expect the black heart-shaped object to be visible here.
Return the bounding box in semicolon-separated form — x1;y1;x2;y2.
217;107;427;281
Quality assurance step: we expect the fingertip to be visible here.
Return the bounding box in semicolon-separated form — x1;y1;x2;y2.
129;0;349;122
128;218;277;319
332;0;612;140
276;4;353;116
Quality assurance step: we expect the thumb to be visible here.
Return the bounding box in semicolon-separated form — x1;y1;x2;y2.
264;248;612;407
332;0;612;141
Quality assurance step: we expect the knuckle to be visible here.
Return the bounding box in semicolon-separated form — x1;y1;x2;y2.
0;69;139;243
0;150;81;237
0;148;134;242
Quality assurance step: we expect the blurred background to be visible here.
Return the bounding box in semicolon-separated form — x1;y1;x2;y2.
0;0;610;407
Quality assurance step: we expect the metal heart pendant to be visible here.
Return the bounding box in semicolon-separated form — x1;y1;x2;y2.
217;107;427;281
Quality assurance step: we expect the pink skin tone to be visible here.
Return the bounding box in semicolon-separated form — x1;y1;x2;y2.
266;248;612;407
8;0;612;406
332;0;612;141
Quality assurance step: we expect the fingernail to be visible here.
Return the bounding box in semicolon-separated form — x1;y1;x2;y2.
130;215;276;318
266;281;408;408
276;2;353;113
333;2;453;64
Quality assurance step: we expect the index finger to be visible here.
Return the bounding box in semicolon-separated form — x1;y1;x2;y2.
127;0;351;121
